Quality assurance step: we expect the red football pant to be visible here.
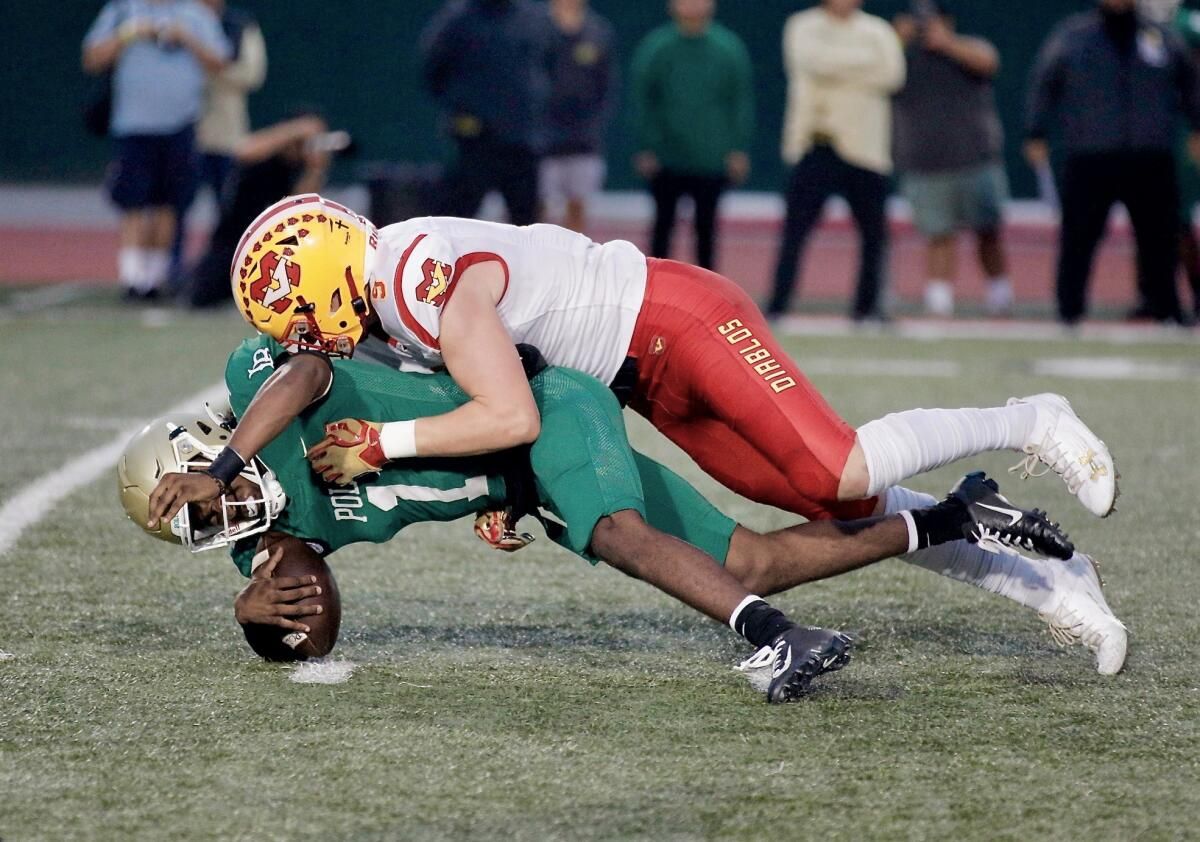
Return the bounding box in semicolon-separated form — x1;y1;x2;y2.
627;258;877;521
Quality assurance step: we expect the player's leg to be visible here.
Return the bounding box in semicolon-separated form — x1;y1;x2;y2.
631;449;1106;674
880;485;1126;674
851;388;1117;517
632;258;1117;518
529;369;850;699
631;258;880;518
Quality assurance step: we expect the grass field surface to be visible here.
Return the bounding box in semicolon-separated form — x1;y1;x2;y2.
2;292;1198;840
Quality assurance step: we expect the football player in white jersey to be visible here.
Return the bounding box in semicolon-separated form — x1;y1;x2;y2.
146;194;1127;674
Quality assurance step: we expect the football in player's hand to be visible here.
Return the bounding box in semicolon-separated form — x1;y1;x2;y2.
240;537;341;661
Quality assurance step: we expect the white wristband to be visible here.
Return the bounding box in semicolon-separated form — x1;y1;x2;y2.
379;420;418;459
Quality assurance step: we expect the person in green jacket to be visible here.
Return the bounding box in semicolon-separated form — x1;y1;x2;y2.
631;0;754;270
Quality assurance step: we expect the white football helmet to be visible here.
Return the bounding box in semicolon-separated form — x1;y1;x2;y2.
117;404;287;552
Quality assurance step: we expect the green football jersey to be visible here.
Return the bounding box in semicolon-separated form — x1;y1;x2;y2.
226;337;510;575
224;335;736;576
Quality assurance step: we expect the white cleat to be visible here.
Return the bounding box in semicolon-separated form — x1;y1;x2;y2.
1008;393;1118;518
1039;553;1127;675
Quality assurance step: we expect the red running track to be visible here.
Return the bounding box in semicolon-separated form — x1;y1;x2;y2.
0;217;1155;313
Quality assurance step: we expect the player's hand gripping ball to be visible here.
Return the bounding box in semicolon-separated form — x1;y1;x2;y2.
236;536;341;661
306;418;387;485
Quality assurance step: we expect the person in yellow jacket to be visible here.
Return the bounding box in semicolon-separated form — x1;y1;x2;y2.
767;0;905;321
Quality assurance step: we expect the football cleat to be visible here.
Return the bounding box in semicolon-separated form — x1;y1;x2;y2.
736;626;853;703
950;471;1074;560
1040;553;1127;675
1007;393;1118;518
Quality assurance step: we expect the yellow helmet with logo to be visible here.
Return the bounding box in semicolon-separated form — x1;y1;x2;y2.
231;194;379;357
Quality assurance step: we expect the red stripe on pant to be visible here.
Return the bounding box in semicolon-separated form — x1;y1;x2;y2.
628;258;877;521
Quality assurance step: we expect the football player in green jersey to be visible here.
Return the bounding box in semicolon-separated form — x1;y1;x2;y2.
124;336;1089;698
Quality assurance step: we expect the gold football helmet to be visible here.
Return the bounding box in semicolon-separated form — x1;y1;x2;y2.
117;404;287;552
231;193;379;357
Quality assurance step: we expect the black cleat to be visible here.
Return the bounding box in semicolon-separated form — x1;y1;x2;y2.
764;626;853;703
951;471;1074;560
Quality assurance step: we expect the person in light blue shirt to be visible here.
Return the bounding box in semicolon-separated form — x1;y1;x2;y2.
83;0;229;300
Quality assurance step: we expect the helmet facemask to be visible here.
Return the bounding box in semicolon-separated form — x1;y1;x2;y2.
119;406;288;553
167;416;288;552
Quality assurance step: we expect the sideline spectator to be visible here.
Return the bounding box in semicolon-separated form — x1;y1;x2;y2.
892;1;1012;318
1173;0;1200;320
767;0;905;321
171;0;267;284
420;0;553;226
1026;0;1200;325
631;0;753;270
541;0;617;233
194;0;266;198
82;0;229;301
185;114;339;308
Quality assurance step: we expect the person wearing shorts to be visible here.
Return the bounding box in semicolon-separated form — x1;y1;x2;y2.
82;0;229;300
892;1;1012;318
540;0;616;233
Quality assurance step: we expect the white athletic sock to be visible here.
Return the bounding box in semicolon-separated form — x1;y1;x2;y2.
857;403;1038;497
883;485;1058;613
142;249;171;292
117;247;147;290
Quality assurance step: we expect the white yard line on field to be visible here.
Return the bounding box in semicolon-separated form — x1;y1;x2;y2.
774;315;1200;346
0;283;91;316
0;381;227;557
802;358;961;378
1033;357;1200;382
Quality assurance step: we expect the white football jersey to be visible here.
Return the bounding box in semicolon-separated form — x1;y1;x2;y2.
371;217;648;385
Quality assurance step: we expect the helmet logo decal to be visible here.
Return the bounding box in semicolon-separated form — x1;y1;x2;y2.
417;258;454;307
250;252;302;314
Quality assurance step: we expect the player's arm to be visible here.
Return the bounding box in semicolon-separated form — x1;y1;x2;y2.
409;261;540;456
146;354;332;529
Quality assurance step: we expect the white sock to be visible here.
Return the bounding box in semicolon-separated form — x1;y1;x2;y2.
857;403;1038;497
883;485;1057;613
117;247;147;290
142;249;171;291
